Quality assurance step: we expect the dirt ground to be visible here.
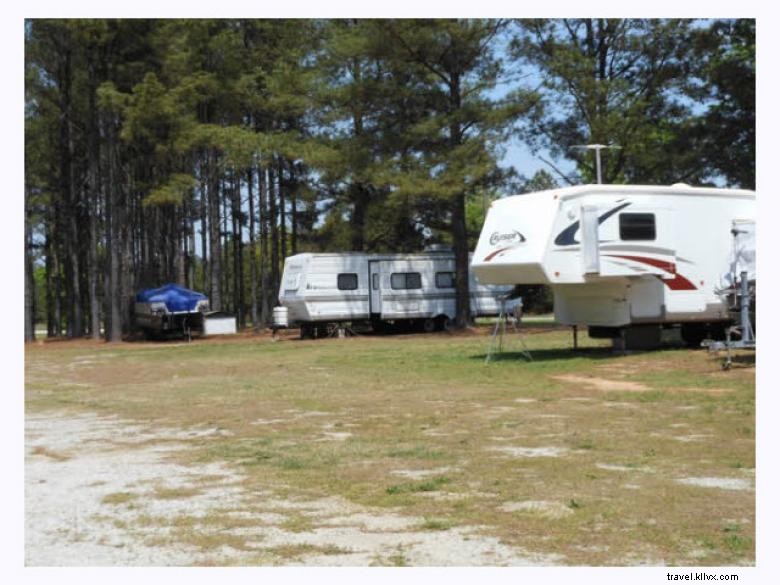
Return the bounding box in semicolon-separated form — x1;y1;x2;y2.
25;410;561;566
25;328;755;566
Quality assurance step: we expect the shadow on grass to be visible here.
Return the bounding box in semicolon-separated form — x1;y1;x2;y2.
123;333;197;344
712;352;756;369
471;346;618;363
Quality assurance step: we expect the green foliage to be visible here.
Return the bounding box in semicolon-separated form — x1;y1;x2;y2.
689;19;755;188
122;73;184;145
514;19;725;185
24;18;755;340
96;82;130;113
521;169;558;193
465;192;498;249
144;173;197;207
379;19;526;201
517;285;554;314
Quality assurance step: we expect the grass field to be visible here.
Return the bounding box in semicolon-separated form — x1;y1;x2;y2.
25;326;755;566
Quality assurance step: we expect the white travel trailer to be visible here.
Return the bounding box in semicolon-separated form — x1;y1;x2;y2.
278;251;518;337
471;184;755;348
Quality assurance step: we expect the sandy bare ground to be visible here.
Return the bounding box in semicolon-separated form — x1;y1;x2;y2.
25;410;562;566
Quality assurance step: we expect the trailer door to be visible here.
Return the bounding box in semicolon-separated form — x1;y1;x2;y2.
369;260;382;315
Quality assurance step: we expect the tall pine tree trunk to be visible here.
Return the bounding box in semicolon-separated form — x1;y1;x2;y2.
25;189;36;342
269;164;279;300
279;160;287;267
119;165;134;334
44;221;58;337
187;194;196;289
260;165;271;324
60;46;83;338
351;102;366;252
103;114;124;342
106;179;122;342
87;183;100;339
451;193;471;328
231;172;244;328
351;184;367;252
222;181;230;310
87;80;101;340
105;142;122;341
175;207;186;285
199;161;209;294
208;152;222;311
448;76;472;329
291;183;298;256
248;166;258;330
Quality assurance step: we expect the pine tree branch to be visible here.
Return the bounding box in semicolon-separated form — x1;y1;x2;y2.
538;155;578;186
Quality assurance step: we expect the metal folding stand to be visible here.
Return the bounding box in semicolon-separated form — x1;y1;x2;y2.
485;296;532;363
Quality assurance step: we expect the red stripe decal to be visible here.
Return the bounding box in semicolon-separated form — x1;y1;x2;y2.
605;254;676;273
660;274;699;291
604;254;697;291
483;246;512;262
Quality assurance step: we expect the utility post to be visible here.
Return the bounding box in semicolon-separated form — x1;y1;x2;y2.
571;144;621;184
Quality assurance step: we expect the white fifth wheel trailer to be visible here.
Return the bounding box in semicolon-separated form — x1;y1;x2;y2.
278;251;518;337
471;184;755;348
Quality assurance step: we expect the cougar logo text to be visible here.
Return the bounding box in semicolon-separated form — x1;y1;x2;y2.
489;230;526;246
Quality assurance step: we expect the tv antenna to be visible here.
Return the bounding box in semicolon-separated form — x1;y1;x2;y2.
571;144;621;184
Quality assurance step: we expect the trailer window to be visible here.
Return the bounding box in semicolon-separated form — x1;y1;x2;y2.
619;213;656;241
337;273;358;290
391;272;422;290
435;272;455;289
372;273;379;290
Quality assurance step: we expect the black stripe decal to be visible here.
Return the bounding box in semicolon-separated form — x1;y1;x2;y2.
554;201;632;246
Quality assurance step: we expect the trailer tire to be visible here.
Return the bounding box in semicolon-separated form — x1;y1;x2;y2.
436;316;452;332
422;318;436;333
300;324;315;340
680;324;706;348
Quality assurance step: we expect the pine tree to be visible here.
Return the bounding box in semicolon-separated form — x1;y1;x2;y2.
378;19;527;327
513;19;705;185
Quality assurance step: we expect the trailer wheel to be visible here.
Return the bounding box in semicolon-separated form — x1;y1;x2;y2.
681;323;728;347
436;316;452;332
680;324;705;348
300;324;315;340
422;318;436;333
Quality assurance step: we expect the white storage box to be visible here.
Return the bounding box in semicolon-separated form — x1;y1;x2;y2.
203;312;237;336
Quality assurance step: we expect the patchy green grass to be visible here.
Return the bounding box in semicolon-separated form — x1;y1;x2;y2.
388;445;447;460
30;446;71;462
420;516;455;531
386;476;452;495
101;492;139;506
25;326;755;565
153;486;203;500
385;546;410;567
280;513;315;533
264;543;350;561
